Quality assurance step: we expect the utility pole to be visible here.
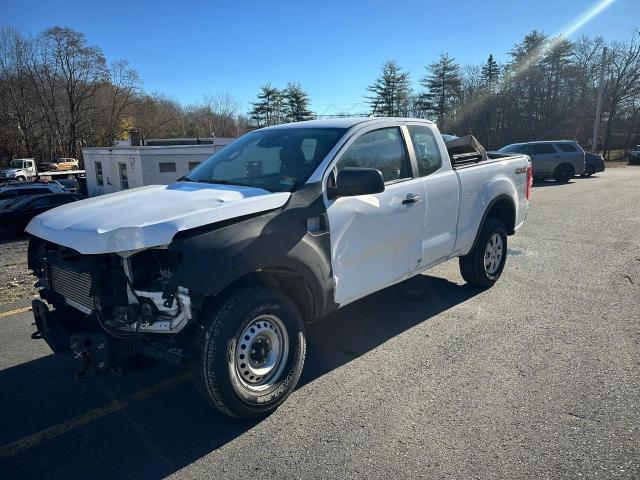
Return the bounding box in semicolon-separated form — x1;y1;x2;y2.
591;46;607;153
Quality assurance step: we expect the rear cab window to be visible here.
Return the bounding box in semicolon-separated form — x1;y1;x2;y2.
406;125;442;176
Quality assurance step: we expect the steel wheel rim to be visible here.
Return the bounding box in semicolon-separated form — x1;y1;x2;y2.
234;314;289;392
484;233;503;276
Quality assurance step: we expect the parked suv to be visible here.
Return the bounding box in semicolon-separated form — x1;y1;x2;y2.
0;181;66;201
0;193;84;238
498;141;585;183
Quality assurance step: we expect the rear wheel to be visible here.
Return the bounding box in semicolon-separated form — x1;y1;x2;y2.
194;286;306;419
459;218;507;288
554;163;574;183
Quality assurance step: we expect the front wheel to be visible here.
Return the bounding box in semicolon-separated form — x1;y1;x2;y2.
459;218;508;288
194;286;306;419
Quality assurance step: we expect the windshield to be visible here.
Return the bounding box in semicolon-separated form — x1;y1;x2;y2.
185;127;346;192
498;144;523;153
10;160;26;168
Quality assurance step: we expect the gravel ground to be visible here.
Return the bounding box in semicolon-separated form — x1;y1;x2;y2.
0;238;35;304
0;167;639;479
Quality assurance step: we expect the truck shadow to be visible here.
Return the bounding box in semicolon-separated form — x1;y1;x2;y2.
0;274;480;479
531;179;575;188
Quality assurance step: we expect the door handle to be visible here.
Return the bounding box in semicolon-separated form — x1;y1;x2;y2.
402;194;421;205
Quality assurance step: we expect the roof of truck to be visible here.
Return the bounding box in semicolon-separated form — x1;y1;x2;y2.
262;117;435;130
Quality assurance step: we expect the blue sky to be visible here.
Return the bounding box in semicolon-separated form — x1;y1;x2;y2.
3;0;638;115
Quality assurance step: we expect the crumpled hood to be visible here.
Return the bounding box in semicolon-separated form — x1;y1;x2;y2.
26;182;291;254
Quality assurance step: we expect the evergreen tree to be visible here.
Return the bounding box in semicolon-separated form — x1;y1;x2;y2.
283;82;314;122
249;84;283;127
366;60;411;116
481;54;501;90
421;53;462;128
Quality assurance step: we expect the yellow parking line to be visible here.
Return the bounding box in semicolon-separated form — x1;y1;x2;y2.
0;371;192;459
0;306;32;319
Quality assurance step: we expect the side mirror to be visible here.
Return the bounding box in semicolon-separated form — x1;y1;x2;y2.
327;167;385;200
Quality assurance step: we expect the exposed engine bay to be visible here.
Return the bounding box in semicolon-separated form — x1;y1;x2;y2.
27;237;197;377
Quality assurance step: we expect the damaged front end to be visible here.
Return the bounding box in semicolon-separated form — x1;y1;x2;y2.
28;238;197;378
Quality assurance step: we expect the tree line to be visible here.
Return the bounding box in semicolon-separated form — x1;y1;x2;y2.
2;25;639;166
365;29;640;153
0;26;252;164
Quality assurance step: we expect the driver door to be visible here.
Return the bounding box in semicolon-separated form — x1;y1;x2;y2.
325;126;426;305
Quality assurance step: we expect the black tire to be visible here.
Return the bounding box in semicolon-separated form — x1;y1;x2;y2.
459;218;508;288
0;222;18;239
553;163;574;183
581;164;595;177
194;286;306;419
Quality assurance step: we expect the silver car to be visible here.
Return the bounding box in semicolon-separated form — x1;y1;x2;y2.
499;141;585;183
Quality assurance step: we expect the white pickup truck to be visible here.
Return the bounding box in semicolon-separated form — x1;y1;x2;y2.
26;118;531;418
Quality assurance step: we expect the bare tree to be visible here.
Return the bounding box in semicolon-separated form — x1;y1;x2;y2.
602;30;640;157
102;59;140;145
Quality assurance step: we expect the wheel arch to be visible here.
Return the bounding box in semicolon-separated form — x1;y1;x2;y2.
469;194;516;251
205;266;320;324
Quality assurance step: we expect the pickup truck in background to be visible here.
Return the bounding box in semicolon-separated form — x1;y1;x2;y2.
26;118;531;418
498;140;585;182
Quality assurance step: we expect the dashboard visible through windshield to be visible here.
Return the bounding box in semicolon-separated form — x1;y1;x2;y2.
184;127;347;192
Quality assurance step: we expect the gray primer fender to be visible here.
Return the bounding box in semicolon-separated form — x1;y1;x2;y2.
168;182;336;321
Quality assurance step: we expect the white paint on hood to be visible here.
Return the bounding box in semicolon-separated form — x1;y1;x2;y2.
26;182;291;254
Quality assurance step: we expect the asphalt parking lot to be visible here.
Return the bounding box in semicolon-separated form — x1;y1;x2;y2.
0;168;639;479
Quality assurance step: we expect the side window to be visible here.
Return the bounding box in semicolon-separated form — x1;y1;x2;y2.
159;162;176;173
519;146;533;155
531;144;556;155
118;163;129;189
407;125;442;176
556;143;578;153
188;162;201;171
337;127;411;184
95;161;103;186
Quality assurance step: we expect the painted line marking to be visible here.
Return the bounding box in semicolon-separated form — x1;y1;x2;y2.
0;371;191;459
0;306;32;319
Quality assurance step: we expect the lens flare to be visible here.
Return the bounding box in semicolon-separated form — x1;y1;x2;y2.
454;0;616;131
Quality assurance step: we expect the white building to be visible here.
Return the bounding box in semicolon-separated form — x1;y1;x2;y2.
82;138;233;197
